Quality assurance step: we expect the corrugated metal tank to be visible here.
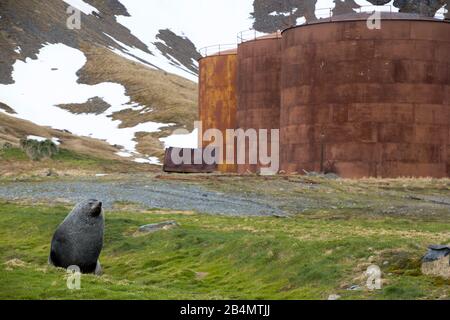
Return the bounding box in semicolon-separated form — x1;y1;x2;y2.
236;33;282;174
280;13;450;178
198;49;238;173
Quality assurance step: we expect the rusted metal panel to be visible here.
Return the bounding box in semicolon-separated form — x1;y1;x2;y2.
236;34;282;174
198;52;238;173
163;147;217;173
281;17;450;178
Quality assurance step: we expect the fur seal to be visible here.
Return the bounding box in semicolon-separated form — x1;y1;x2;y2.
49;199;104;275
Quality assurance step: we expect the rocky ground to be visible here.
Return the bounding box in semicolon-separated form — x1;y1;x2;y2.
0;174;449;218
0;177;281;216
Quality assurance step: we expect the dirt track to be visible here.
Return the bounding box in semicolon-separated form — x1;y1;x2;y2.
0;178;283;216
0;175;449;218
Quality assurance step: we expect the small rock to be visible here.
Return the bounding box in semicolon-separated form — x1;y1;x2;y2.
138;221;179;234
328;294;341;300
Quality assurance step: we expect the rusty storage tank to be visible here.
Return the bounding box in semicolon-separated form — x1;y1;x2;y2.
280;12;450;178
236;32;282;174
198;47;238;173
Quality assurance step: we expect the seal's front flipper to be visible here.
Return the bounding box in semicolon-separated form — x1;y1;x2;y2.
94;260;102;276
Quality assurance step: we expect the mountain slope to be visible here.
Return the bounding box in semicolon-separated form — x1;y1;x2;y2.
0;0;200;164
0;0;448;167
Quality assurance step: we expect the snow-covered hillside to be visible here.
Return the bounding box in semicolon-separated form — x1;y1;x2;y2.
0;43;168;164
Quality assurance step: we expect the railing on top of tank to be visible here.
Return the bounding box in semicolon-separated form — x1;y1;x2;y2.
237;4;447;42
237;30;282;44
313;4;447;20
236;4;447;44
198;44;237;58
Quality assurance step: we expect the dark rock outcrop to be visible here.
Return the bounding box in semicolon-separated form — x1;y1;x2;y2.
153;29;201;76
56;97;111;115
0;0;153;84
251;0;448;33
0;102;16;114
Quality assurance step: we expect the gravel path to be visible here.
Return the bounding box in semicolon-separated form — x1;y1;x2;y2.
0;180;284;216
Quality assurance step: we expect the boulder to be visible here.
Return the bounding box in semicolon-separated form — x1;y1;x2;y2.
137;221;179;234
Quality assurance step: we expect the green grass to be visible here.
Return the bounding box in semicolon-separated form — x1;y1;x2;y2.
0;147;29;161
0;147;155;179
52;149;118;169
0;202;448;300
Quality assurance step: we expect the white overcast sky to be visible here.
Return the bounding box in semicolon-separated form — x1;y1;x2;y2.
116;0;385;49
117;0;254;49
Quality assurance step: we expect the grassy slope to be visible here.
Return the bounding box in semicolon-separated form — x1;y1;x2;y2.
78;44;198;129
0;200;449;300
0;112;123;160
0;147;158;178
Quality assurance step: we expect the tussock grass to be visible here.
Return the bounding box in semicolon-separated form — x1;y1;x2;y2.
20;138;59;161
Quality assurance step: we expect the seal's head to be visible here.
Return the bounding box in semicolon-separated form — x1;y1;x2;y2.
77;199;103;218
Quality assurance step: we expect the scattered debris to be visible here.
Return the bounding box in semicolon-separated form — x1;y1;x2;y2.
421;245;450;279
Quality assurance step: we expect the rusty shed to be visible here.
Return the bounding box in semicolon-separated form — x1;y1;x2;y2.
280;13;450;178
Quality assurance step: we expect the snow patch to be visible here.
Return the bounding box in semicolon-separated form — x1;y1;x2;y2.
104;33;197;82
296;17;306;25
25;135;61;145
316;0;336;18
26;135;47;142
134;157;161;165
117;0;253;50
116;151;133;158
353;0;399;13
160;128;198;149
269;8;298;17
435;6;447;20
